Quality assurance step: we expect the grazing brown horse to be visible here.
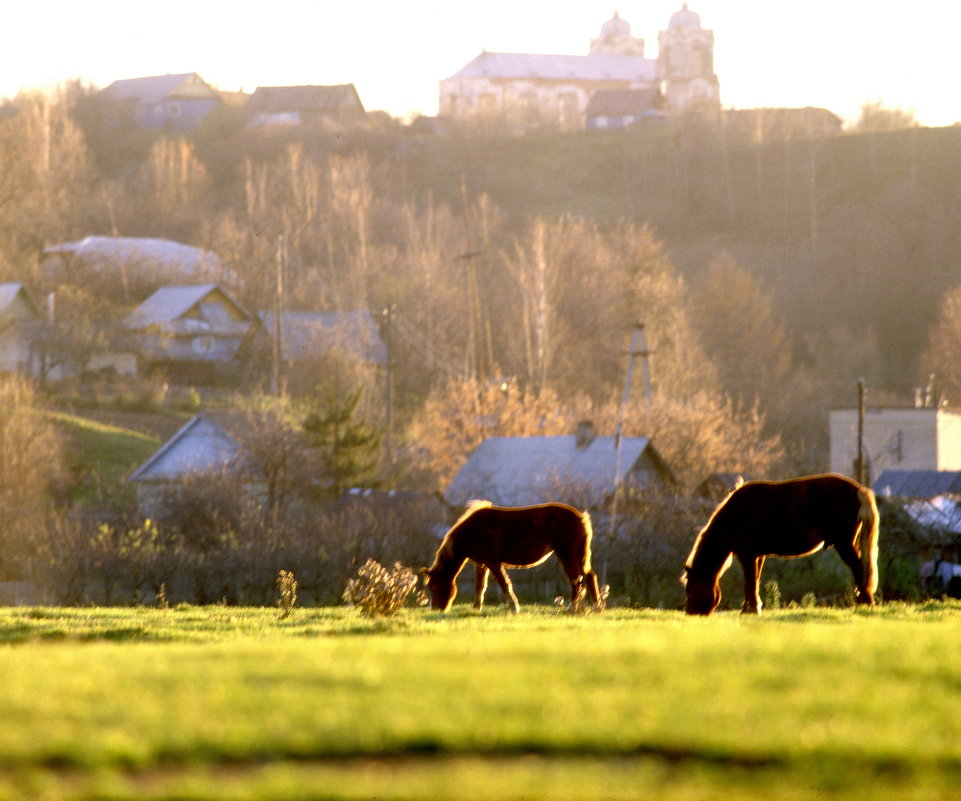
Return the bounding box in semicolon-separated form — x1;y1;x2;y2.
682;474;879;616
421;501;601;613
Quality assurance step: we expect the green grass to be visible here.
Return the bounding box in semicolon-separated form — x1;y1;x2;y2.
47;411;163;507
0;603;959;799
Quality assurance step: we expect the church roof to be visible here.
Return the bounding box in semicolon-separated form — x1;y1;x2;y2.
447;52;655;83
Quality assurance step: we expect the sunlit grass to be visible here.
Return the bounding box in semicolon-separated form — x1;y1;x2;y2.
0;602;958;799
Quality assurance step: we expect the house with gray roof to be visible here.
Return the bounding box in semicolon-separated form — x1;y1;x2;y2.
585;88;664;129
95;284;260;385
41;236;231;297
128;411;252;517
0;283;48;377
98;73;222;131
444;422;674;508
874;470;961;500
246;84;366;127
259;309;386;366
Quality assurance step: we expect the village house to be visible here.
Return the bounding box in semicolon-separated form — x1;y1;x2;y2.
41;236;231;298
97;73;223;131
0;283;48;378
92;284;260;385
445;421;674;508
128;412;252;518
829;406;961;480
245;84;366;127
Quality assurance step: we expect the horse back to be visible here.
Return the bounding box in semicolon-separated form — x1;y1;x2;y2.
460;502;590;567
719;474;865;553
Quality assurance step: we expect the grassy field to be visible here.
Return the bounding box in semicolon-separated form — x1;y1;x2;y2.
0;602;959;800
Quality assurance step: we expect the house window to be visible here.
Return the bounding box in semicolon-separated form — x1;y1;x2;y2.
167;103;181;118
193;336;215;354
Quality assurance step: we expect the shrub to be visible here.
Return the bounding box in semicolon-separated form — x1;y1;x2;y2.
276;569;298;618
343;559;418;617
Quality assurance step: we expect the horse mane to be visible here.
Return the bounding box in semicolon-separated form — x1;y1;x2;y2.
435;500;493;561
684;481;743;573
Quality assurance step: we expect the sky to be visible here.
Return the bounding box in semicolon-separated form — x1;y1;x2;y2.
4;1;961;127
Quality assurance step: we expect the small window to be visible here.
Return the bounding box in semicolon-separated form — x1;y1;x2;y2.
193;336;215;354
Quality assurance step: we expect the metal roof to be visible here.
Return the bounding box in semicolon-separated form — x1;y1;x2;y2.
43;236;224;281
446;52;656;83
100;73;217;102
874;470;961;500
584;88;659;116
128;413;247;483
0;283;39;317
445;434;669;507
246;84;364;113
259;310;386;365
125;284;254;331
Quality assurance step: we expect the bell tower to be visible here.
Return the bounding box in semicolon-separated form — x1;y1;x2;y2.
657;5;720;114
591;12;645;57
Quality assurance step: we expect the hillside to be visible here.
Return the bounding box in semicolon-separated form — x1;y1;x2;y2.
401;122;961;394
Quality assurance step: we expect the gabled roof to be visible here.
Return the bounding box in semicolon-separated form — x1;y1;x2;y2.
585;88;659;116
128;412;250;483
125;284;254;331
259;309;386;365
446;52;656;83
0;283;41;318
246;84;364;114
874;470;961;500
445;434;672;507
100;73;219;102
42;236;226;283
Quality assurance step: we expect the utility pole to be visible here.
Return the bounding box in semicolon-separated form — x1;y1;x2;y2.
382;304;395;460
856;377;867;486
603;321;654;585
272;235;286;398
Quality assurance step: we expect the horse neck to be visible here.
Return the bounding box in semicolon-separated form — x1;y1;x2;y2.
432;531;468;578
688;526;733;579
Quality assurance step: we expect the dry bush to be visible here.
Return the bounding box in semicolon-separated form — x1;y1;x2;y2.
343;559;419;617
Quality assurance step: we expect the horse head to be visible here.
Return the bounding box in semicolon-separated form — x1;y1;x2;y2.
682;566;721;616
420;566;456;612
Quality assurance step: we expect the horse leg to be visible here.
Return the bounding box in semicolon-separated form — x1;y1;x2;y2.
738;554;764;614
490;564;521;614
473;563;489;610
835;540;873;604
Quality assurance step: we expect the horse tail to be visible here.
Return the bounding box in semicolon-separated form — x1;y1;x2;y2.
857;486;880;598
580;509;594;570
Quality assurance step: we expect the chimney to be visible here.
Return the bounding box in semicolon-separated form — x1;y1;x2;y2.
575;420;596;449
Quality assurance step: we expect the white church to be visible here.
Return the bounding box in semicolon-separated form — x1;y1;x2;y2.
439;5;720;129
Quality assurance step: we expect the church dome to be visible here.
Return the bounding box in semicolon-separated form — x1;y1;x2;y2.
600;11;631;39
669;4;701;28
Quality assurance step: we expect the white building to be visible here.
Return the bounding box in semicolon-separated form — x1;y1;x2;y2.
439;6;719;129
829;407;961;478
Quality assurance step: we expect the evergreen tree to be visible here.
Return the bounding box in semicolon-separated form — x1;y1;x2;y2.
302;388;383;496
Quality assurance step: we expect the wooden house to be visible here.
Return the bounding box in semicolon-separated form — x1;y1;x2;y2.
246;84;366;127
110;284;259;384
128;412;251;517
584;88;663;129
259;309;386;365
444;422;674;508
0;283;47;377
98;73;222;131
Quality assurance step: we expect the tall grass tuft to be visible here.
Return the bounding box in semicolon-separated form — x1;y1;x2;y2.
276;570;298;618
343;559;418;617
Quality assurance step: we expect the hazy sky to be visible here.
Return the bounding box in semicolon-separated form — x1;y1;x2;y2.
4;1;960;127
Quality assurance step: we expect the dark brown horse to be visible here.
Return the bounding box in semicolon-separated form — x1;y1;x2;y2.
682;474;879;615
421;501;601;613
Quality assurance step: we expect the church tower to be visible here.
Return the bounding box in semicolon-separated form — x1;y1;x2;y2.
590;12;645;57
657;5;720;114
